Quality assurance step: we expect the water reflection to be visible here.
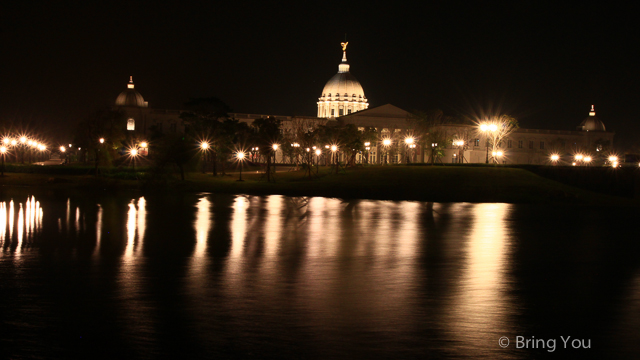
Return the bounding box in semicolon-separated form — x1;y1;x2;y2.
0;197;44;253
193;196;211;260
124;197;146;261
1;190;637;359
94;204;102;258
442;203;515;355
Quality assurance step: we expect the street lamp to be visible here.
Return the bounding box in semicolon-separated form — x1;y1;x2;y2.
272;144;279;166
130;148;138;171
550;154;560;165
480;123;498;164
314;149;322;171
0;146;6;176
363;141;371;164
95;138;105;175
200;142;210;173
453;140;465;164
404;137;415;164
330;145;338;168
382;138;391;165
608;155;618;168
236;151;245;181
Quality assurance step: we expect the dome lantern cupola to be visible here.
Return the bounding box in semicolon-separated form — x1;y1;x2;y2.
317;42;368;118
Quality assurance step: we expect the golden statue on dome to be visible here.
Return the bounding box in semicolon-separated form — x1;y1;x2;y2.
341;42;348;51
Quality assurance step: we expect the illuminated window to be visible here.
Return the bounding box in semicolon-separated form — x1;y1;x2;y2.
474;138;480;147
127;118;135;131
358;127;364;131
348;109;352;114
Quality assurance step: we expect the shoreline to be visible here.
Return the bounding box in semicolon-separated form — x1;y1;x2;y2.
0;166;636;206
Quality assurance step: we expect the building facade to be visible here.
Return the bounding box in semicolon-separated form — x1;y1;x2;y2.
113;43;614;165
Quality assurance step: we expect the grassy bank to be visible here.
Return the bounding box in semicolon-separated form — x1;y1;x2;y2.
0;165;635;205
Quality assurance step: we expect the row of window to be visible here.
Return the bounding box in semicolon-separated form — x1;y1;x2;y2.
472;139;551;149
323;93;364;98
329;108;353;116
127;118;177;132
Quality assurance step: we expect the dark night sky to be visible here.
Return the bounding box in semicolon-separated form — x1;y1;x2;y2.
2;2;640;148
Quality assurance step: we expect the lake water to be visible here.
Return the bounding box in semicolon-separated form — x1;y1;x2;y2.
1;188;639;359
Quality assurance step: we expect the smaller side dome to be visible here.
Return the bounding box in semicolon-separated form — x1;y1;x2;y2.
115;76;148;107
577;105;605;131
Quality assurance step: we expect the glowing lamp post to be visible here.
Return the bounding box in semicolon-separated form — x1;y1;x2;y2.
200;142;209;173
236;151;245;181
0;146;6;176
330;145;338;169
454;140;465;163
95;138;105;175
130;148;138;171
550;154;560;165
404;137;415;164
272;144;279;166
382;139;391;165
608;155;618;167
480;123;498;164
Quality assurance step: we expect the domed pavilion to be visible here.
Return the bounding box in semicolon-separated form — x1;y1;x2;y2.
317;43;369;118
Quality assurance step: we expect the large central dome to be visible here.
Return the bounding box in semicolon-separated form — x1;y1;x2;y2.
115;76;148;107
577;105;606;131
317;43;368;118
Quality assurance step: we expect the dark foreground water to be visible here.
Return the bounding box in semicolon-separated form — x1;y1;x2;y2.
1;188;640;359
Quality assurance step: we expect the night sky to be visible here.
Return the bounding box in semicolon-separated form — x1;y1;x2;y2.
2;2;639;148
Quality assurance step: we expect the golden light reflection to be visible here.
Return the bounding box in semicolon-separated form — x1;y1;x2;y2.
193;196;212;259
66;199;70;232
94;204;102;257
137;197;146;245
9;200;14;240
228;196;250;275
17;204;23;251
263;195;284;259
0;197;44;253
445;203;514;352
75;207;80;235
124;197;146;261
0;203;6;242
125;201;136;259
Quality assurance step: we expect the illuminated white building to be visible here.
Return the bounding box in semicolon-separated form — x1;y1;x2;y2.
317;43;369;118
